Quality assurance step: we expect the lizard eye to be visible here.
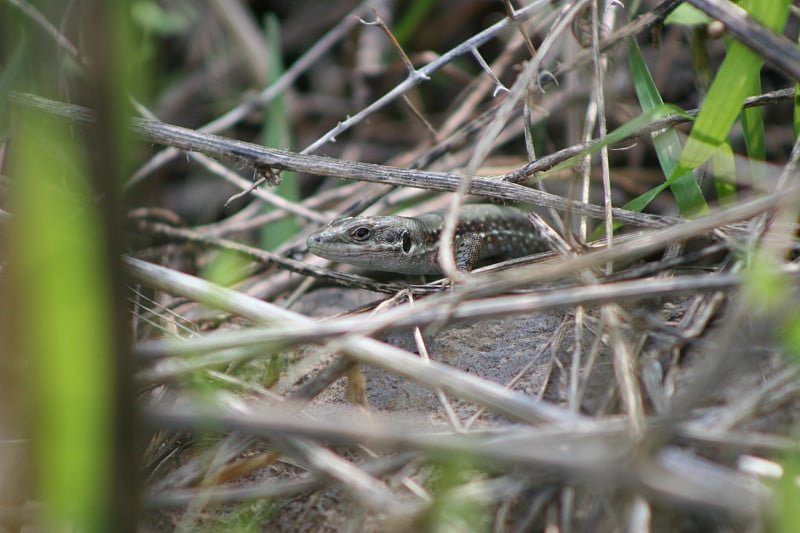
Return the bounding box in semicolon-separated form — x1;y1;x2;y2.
351;227;371;241
401;231;412;253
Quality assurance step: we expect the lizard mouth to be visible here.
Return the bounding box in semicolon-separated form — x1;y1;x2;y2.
307;235;401;260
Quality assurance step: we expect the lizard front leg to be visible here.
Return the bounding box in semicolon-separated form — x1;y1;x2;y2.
454;233;484;271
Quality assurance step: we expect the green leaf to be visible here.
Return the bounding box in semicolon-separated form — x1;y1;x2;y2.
0;34;27;132
212;500;279;533
13;111;114;533
259;14;299;251
543;104;692;176
627;37;708;216
202;249;251;287
732;35;767;189
621;180;670;215
740;75;766;162
775;455;800;533
424;453;490;533
782;313;800;365
794;84;800;141
131;1;191;35
743;251;789;312
664;4;712;26
394;0;437;47
711;141;737;204
670;0;790;181
795;32;800;142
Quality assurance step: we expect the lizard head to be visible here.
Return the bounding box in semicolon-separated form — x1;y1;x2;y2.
306;215;436;274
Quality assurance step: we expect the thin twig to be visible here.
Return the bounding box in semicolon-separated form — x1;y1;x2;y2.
6;0;87;67
127;256;581;425
133;265;800;364
126;2;371;188
143;402;769;517
18;90;795;226
301;0;555;156
358;9;421;78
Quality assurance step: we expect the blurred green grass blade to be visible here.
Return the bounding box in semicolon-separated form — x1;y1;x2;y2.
131;1;191;36
212;500;278;532
742;248;800;533
737;41;767;189
783;313;800;365
0;36;26;131
543;104;692;176
739;74;766;161
743;252;789;316
259;13;299;251
12;111;114;532
627;37;708;216
670;0;790;180
671;42;762;177
795;82;800;141
424;453;490;532
664;4;712;26
776;455;800;533
621;180;668;215
711;141;736;204
795;31;800;141
744;249;800;533
202;249;251;287
262;13;291;152
394;0;436;47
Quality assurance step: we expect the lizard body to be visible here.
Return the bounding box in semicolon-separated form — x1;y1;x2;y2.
306;204;546;275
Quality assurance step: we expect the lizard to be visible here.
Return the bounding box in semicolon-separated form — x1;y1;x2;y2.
306;204;547;275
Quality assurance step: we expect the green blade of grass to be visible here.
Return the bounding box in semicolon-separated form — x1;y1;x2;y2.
664;3;712;26
795;31;800;142
0;34;26;131
738;70;766;189
543;103;692;177
259;13;299;251
670;0;790;181
394;0;436;47
775;454;800;533
739;73;766;162
13;110;114;532
711;141;737;204
795;82;800;141
627;37;708;216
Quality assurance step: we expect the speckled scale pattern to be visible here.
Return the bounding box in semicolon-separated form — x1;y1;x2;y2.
306;204;547;275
